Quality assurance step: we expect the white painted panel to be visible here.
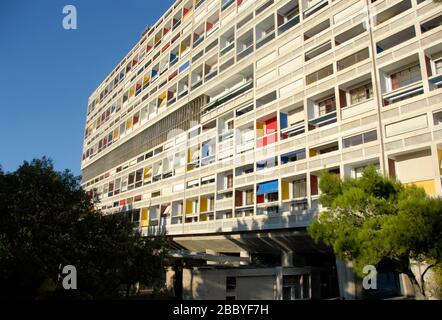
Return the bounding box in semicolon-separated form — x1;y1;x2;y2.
333;1;364;25
257;69;278;88
279;79;303;98
279;55;302;76
279;36;301;55
385;114;428;138
396;149;434;183
257;51;277;69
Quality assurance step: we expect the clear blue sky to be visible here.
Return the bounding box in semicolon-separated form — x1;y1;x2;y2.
0;0;173;175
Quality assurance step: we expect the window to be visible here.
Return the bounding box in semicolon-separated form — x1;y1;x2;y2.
293;179;307;198
226;174;233;189
343;130;378;148
318;96;336;116
246;190;254;205
435;58;442;75
306;64;333;85
390;64;421;90
267;193;278;202
350;83;373;105
433;111;442;126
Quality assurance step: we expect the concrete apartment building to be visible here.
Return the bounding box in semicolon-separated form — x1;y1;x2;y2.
81;0;442;300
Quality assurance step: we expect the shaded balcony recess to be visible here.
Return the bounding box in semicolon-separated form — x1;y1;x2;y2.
203;79;253;114
305;41;332;61
429;75;442;90
376;26;416;54
421;14;442;33
304;19;330;41
303;0;328;19
375;0;412;26
277;0;300;35
256;0;274;16
337;48;369;71
221;0;235;11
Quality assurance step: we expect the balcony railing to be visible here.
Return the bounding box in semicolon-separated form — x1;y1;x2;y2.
256;31;275;49
303;0;328;19
193;35;205;48
309;111;337;127
204;69;218;82
278;15;300;35
221;0;235;11
220;42;234;56
237;44;254;61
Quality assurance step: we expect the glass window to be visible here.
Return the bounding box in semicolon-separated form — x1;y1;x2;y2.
128;172;135;185
226;174;233;189
390;64;421;90
246;190;254;205
343;134;363;148
343;130;377;148
350;83;373;105
318;96;336;116
435;58;442;75
293;179;307;198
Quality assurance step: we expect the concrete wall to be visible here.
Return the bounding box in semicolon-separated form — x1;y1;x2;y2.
236;276;276;300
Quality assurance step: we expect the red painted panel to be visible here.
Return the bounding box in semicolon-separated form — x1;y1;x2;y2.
310;175;318;196
265;117;277;134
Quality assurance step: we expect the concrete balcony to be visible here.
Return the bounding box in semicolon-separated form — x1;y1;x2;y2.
216;198;233;210
157;208;318;236
341;99;376;120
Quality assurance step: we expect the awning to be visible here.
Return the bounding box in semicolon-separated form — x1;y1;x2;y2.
257;180;279;195
203;80;253;113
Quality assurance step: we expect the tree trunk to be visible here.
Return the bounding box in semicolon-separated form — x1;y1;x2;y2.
420;264;436;298
405;269;426;300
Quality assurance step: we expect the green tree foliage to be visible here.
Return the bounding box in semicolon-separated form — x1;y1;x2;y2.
0;158;169;299
308;166;442;299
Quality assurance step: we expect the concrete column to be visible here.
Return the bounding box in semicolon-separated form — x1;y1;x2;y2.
240;251;251;266
275;267;284;300
281;251;294;267
206;249;218;266
165;267;175;293
335;258;358;300
399;273;415;298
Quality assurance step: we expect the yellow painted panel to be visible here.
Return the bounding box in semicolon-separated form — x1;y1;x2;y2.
187;148;192;162
200;197;208;212
405;179;436;195
256;122;264;138
185;200;194;215
143;75;150;84
180;43;188;54
129;87;135;97
126;118;133;130
113;128;119;140
282;181;290;201
200;214;207;222
309;149;317;157
141;208;149;227
143;167;152;180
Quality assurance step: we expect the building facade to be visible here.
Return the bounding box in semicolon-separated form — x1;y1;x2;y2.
81;0;442;299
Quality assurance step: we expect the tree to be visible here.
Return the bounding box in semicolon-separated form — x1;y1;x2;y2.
0;158;169;299
308;166;442;299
